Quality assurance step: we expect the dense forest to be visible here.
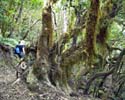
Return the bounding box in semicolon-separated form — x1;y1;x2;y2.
0;0;125;100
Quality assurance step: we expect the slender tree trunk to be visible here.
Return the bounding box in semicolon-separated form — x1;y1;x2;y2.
8;0;24;37
15;0;24;22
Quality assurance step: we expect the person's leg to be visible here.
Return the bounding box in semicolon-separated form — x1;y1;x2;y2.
21;52;25;57
18;53;22;58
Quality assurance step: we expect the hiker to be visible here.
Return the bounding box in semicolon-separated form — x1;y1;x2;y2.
14;40;27;79
14;40;25;59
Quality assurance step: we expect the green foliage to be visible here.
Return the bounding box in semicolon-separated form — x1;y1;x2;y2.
108;21;125;48
109;22;122;37
29;0;43;9
0;35;18;47
0;0;43;41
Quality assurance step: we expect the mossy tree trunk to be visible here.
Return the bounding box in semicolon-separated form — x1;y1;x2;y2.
31;0;121;94
85;0;100;66
97;0;113;45
96;0;120;67
33;1;53;81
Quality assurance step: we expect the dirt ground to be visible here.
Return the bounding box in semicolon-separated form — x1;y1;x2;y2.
0;58;101;100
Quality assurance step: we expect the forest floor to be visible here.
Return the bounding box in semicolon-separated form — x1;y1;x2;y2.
0;59;101;100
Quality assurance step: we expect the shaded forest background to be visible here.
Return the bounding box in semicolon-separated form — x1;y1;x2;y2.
0;0;125;100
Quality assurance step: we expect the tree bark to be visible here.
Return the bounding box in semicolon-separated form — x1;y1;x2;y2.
85;0;100;65
33;4;53;81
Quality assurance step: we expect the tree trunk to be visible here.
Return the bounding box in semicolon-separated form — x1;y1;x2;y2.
33;3;53;81
85;0;100;66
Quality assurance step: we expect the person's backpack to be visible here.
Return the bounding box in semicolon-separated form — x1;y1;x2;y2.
14;46;20;54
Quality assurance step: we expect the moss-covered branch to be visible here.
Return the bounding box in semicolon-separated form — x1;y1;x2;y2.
61;42;87;68
83;49;125;94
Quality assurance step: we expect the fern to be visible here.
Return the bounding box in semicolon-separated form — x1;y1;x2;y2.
0;35;18;47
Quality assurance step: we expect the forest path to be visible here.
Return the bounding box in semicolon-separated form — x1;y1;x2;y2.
0;62;71;100
0;62;34;100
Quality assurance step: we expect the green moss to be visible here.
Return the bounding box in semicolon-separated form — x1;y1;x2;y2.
85;0;100;66
27;67;38;84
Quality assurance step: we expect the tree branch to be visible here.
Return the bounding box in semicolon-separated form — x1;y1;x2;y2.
61;41;87;67
22;19;41;40
83;49;125;94
15;0;24;22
